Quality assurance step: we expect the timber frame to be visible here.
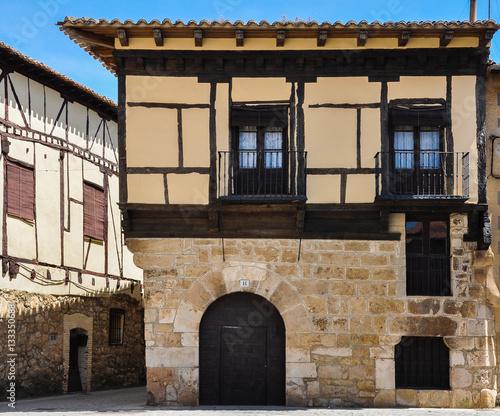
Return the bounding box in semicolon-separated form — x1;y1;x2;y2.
58;18;498;247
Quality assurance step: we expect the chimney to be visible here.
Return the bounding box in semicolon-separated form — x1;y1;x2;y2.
470;0;477;21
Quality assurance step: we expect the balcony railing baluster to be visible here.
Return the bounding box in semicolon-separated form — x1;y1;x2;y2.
374;151;469;200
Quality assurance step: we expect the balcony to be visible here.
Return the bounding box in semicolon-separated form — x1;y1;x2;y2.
218;151;307;201
375;151;469;200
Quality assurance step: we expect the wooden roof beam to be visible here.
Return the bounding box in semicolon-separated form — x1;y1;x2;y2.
317;29;328;47
236;29;244;47
479;29;495;47
194;29;203;47
276;30;285;47
399;30;411;47
65;27;114;48
440;30;454;47
358;30;368;47
117;28;128;47
153;28;163;46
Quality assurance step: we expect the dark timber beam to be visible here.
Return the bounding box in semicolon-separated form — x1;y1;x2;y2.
276;30;285;47
236;29;244;47
153;28;163;46
117;29;128;47
194;29;203;47
358;30;368;47
479;29;495;47
65;27;114;48
399;30;411;47
317;29;328;47
440;30;454;47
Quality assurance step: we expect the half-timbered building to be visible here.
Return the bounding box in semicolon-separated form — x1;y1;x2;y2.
0;42;145;397
60;17;499;408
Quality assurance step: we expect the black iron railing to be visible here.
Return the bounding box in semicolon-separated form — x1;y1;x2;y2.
218;150;307;200
375;151;469;199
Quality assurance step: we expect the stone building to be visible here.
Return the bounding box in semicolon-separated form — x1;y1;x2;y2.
0;42;145;397
60;18;499;408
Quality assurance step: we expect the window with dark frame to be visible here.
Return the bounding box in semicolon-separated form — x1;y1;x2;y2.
231;106;288;197
7;161;34;220
406;216;451;296
109;308;125;345
83;182;105;241
395;336;450;390
388;103;447;197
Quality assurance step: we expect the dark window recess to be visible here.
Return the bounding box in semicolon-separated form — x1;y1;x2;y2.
395;336;450;390
7;161;34;220
376;103;469;199
109;309;125;345
219;106;306;200
83;182;105;240
406;217;451;296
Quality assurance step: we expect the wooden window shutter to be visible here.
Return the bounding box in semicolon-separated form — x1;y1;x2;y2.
7;161;34;220
83;182;105;240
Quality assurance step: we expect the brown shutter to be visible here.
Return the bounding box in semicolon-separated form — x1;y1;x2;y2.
7;161;34;220
84;182;105;240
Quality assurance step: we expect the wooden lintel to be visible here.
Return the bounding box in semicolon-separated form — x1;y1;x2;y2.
153;28;163;46
256;57;265;71
176;57;185;70
315;57;324;70
194;29;203;47
236;58;244;71
276;30;285;47
399;30;411;47
479;29;495;47
379;210;390;235
236;29;244;47
65;27;114;48
296;57;304;71
117;28;128;47
317;29;328;47
358;30;368;47
440;30;454;47
208;212;219;232
216;57;224;71
195;57;204;71
275;57;284;71
396;56;406;70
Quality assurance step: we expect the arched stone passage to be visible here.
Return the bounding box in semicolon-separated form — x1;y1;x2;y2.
199;292;286;406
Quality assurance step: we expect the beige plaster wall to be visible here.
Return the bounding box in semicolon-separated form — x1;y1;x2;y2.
183;109;210;167
305;77;381;105
232;78;291;102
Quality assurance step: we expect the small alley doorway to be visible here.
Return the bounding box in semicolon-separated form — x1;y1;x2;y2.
68;328;89;392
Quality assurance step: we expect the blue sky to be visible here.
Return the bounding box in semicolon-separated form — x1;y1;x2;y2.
1;0;499;102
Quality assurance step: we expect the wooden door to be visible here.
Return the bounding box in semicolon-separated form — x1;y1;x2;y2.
199;293;285;406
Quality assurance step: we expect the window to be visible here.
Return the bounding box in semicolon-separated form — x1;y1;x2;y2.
395;337;450;390
231;106;288;196
7;161;34;220
388;103;447;197
406;216;450;296
83;182;105;240
109;309;125;345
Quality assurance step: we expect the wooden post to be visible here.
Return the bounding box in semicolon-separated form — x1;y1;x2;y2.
470;0;477;21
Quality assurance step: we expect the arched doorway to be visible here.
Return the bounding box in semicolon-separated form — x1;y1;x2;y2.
199;292;285;405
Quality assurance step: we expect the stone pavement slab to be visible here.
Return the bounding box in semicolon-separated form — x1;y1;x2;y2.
3;387;499;415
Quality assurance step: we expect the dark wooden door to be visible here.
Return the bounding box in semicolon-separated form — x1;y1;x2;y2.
68;329;82;392
199;293;285;406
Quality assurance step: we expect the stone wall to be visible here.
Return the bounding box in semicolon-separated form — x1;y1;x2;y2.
131;213;497;408
0;289;146;398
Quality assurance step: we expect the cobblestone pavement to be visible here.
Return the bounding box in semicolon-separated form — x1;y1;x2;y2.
4;387;499;415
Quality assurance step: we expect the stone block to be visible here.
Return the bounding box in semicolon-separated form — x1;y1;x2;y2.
331;317;348;331
286;378;307;407
306;380;321;398
467;350;495;367
349;365;375;380
360;254;388;266
344;241;371;252
443;336;474;350
450;350;465;366
418;390;450;408
304;296;327;314
318;364;344;379
451;367;472;388
202;272;227;299
313;266;344;280
313;316;329;332
374;390;396;407
311;347;351;357
134;254;174;270
271;281;302;313
443;300;477;318
314;240;343;251
181;333;198;347
350;297;367;315
282;304;311;333
396;389;418;406
377;241;398;252
286;362;317;378
372;268;397;280
359;283;387;296
274;265;298;277
346;268;370;280
254;247;280;262
332;282;357;296
147;347;198;368
291;280;329;296
184;265;212;278
173;302;204;332
369;298;404;315
468;319;495;336
389;316;457;336
408;299;440;315
451;389;472;408
145;308;158;323
183;282;213;310
320;253;359;266
287;347;310;363
127;238;182;255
